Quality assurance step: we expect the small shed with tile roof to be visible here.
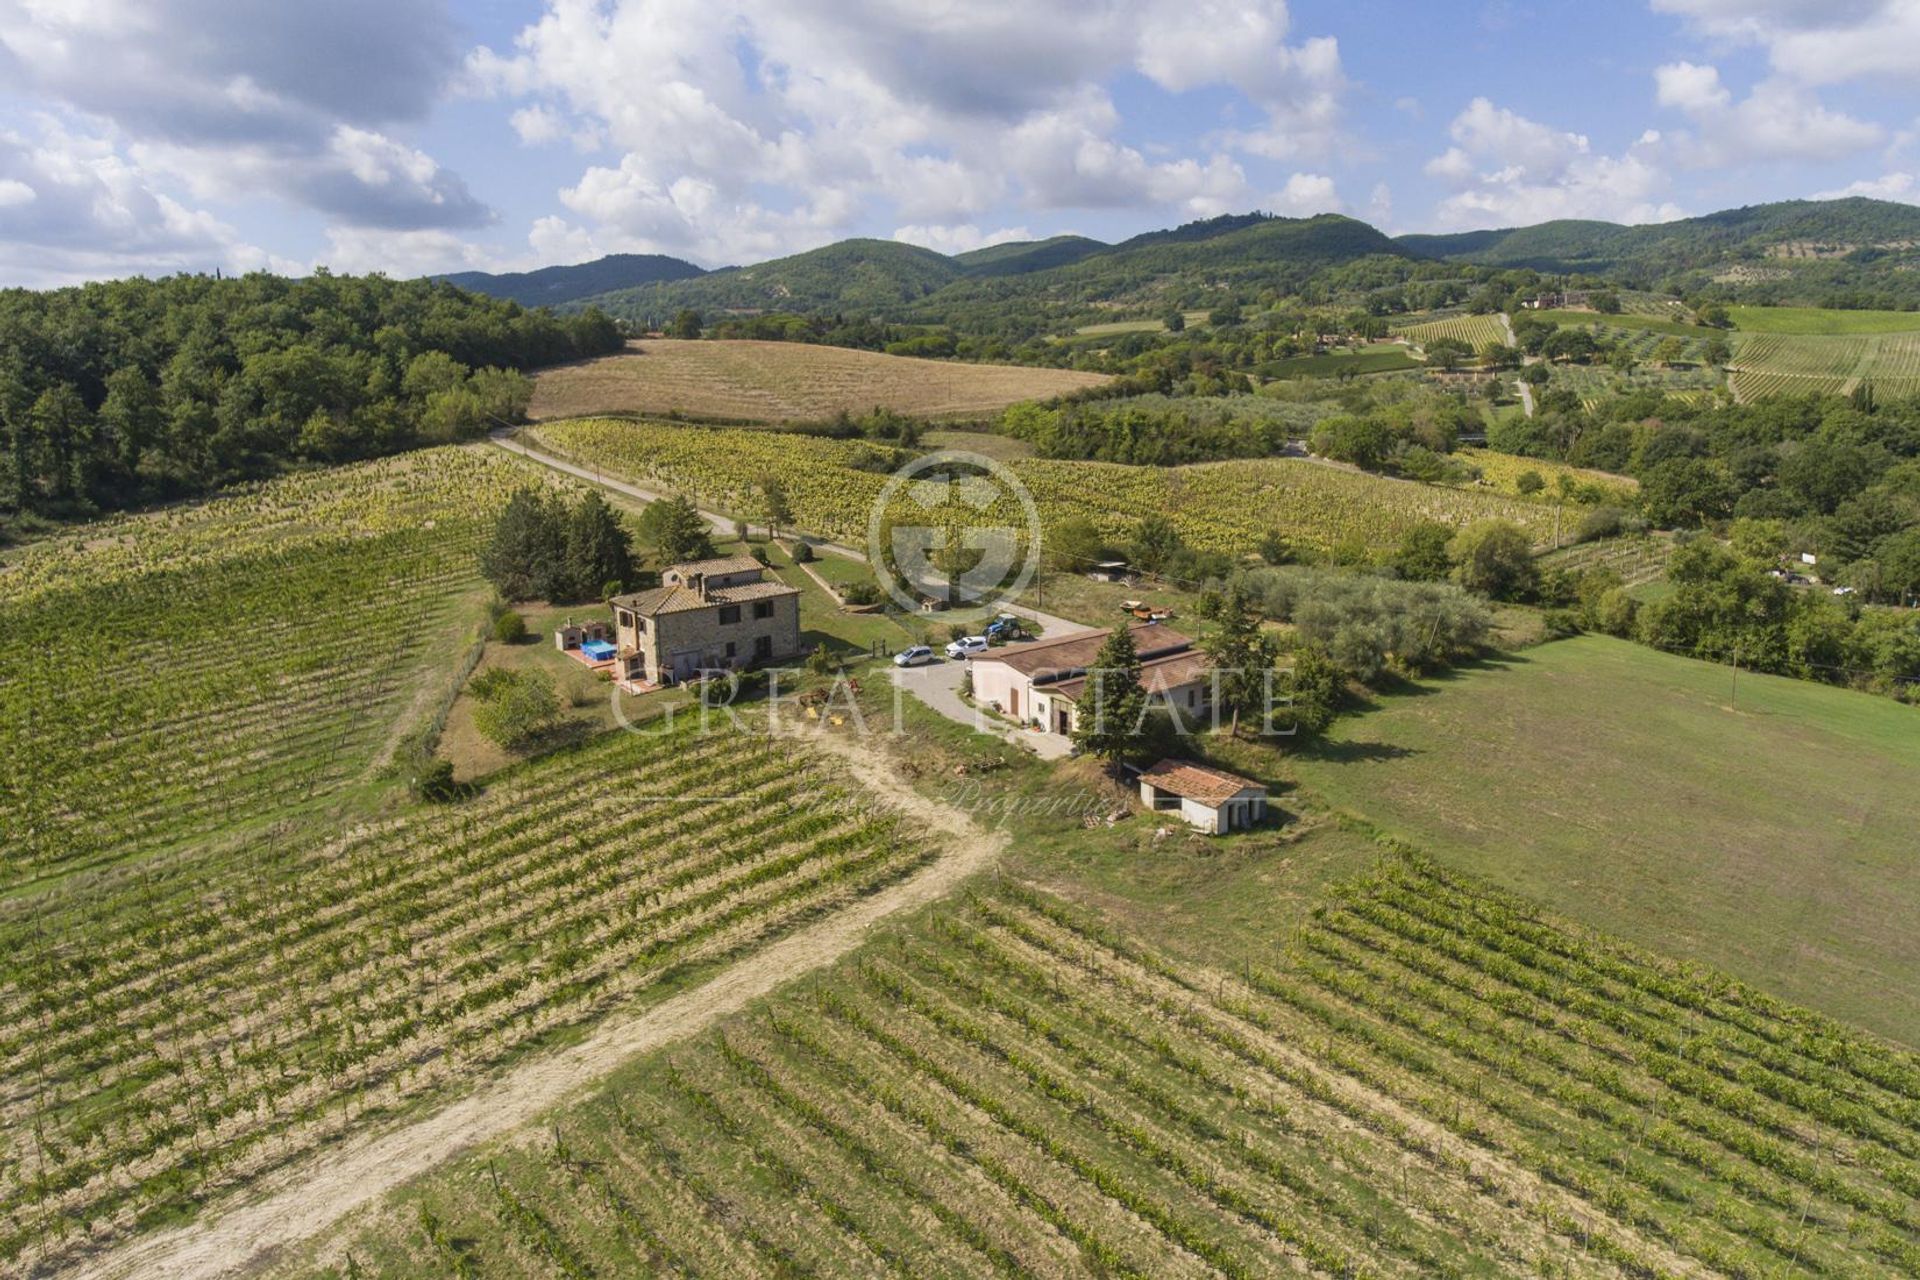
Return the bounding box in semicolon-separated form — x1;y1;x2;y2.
1137;758;1268;835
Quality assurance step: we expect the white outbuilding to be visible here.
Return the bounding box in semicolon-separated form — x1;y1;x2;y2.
1138;759;1269;835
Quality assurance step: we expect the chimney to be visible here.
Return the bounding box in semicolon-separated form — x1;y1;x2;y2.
690;572;707;600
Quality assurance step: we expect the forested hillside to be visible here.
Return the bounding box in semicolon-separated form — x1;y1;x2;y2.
1400;198;1920;308
0;273;622;525
441;253;706;307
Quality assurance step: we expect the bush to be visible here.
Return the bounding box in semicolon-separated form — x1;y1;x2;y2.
1574;506;1625;543
1448;519;1538;600
840;581;881;606
411;759;466;803
791;540;816;563
491;610;528;643
469;668;560;750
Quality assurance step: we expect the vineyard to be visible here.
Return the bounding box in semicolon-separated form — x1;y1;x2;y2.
1544;362;1725;411
1392;313;1508;350
1456;449;1638;505
292;867;1920;1278
1727;333;1861;399
528;339;1108;423
1538;534;1674;587
0;720;936;1274
526;419;1567;558
0;448;555;892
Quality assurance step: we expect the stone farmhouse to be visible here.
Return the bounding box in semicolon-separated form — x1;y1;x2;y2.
969;623;1212;736
609;555;801;689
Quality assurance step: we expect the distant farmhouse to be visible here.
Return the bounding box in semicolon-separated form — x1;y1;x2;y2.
609;555;801;689
969;624;1211;735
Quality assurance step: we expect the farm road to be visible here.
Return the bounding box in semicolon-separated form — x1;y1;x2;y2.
65;730;1007;1280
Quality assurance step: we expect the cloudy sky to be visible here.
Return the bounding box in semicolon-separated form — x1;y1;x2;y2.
2;0;1918;287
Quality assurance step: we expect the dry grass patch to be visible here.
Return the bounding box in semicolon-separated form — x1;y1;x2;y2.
531;339;1109;423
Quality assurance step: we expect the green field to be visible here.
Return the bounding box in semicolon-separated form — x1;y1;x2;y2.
1727;305;1920;335
1526;309;1710;340
1296;634;1920;1046
1261;343;1422;379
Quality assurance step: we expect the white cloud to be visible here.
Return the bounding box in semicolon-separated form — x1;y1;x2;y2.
0;0;487;232
318;226;508;276
1652;63;1882;165
1652;0;1920;84
1423;97;1685;228
1269;172;1342;215
891;224;1032;255
468;0;1347;263
0;115;267;285
1814;171;1920;203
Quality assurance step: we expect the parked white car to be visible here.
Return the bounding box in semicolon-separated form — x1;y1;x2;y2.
892;645;935;667
944;635;990;659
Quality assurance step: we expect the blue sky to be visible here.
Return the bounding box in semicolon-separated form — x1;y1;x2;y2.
2;0;1918;286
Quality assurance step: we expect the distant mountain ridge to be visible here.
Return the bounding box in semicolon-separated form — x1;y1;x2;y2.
1396;198;1920;276
440;197;1920;317
439;253;705;307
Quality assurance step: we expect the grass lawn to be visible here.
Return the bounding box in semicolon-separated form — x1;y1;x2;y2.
1726;305;1920;334
1526;309;1711;339
1263;344;1421;379
917;427;1037;461
1026;569;1206;629
1292;633;1920;1046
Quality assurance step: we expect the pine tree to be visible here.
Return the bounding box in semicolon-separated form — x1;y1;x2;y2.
562;491;636;600
1200;585;1279;737
1071;625;1148;765
479;487;565;601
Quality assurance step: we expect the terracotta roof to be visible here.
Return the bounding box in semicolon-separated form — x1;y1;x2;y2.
1049;649;1211;701
611;578;798;617
665;554;764;578
972;623;1192;681
1139;759;1265;807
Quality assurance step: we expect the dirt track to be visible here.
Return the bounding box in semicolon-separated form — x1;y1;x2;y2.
65;730;1003;1280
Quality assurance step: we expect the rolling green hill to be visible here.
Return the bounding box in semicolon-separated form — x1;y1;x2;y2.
440;253;705;307
1398;197;1920;307
577;213;1410;326
952;233;1108;275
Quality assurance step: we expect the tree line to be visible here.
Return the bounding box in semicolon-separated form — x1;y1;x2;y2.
0;271;622;528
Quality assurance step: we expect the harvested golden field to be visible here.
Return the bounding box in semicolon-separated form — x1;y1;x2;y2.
530;339;1109;423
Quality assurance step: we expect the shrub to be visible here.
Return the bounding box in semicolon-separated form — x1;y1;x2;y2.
791;540;816;563
1574;506;1625;543
470;669;560;750
1448;519;1538;600
491;610;529;643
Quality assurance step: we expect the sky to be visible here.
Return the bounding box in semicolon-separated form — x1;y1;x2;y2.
2;0;1919;287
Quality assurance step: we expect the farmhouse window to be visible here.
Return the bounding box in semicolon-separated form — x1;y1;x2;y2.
753;600;775;619
754;634;773;659
725;641;737;659
718;605;742;625
617;609;633;627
